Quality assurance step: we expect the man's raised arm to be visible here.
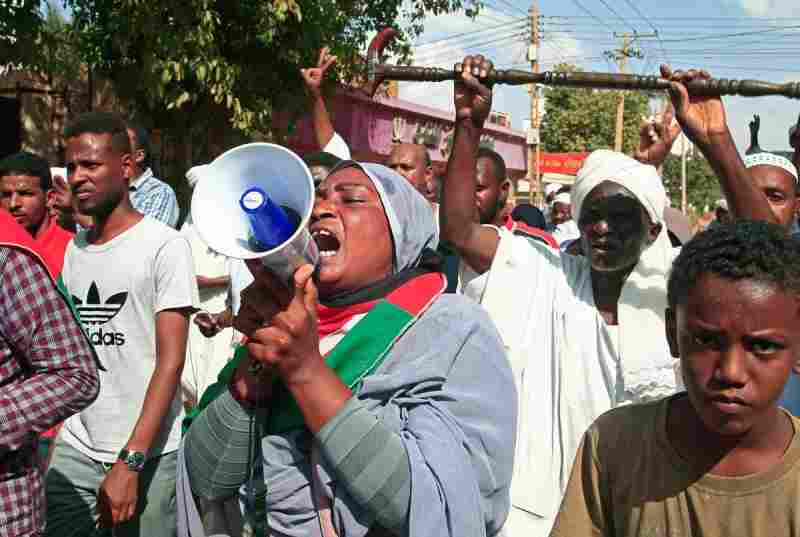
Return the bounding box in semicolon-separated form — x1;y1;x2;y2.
440;55;501;274
301;47;351;159
663;65;778;225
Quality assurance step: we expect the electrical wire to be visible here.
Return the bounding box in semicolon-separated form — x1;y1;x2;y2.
414;27;527;56
414;18;526;47
596;0;636;32
569;0;608;27
414;32;528;65
619;0;671;63
649;24;800;43
490;0;528;17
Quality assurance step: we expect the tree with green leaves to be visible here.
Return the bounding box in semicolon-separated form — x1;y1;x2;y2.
661;153;721;213
1;0;44;68
540;64;652;155
60;0;480;134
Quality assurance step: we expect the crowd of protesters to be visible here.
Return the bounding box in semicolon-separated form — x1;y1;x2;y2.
3;46;800;537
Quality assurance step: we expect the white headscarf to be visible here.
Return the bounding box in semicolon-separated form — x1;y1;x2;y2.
328;161;439;274
572;150;677;401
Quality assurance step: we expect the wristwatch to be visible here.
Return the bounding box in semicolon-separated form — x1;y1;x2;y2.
117;449;147;472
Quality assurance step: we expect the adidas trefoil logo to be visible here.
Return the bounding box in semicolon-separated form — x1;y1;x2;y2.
72;282;128;325
72;282;128;346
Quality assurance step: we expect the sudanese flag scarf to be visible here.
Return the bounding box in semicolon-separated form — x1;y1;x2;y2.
182;270;446;434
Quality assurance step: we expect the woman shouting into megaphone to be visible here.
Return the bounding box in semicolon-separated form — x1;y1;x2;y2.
179;161;516;537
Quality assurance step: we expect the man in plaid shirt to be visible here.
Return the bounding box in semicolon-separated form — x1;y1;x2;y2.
126;123;179;228
0;210;100;536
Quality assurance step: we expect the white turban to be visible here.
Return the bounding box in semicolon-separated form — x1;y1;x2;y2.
573;150;666;227
743;152;798;183
572;149;678;401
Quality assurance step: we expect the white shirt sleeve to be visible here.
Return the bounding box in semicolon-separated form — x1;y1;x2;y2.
154;236;200;313
323;132;352;161
228;259;254;316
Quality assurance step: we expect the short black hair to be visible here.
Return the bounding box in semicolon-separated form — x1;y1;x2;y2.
64;112;131;155
511;203;547;230
477;147;506;184
126;121;151;165
304;151;342;170
0;151;52;190
668;219;800;308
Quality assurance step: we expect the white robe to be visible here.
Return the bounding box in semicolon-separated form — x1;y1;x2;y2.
181;217;236;407
465;227;677;537
551;219;580;246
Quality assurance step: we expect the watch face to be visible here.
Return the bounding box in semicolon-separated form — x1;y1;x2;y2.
121;450;146;471
129;452;145;467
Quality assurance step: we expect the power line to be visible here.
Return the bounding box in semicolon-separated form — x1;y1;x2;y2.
547;20;800;27
619;0;670;63
414;32;528;65
481;0;524;18
490;0;528;17
569;0;608;27
414;18;526;47
546;26;800;42
414;27;527;60
545;15;800;21
477;10;517;25
656;24;800;43
596;0;635;31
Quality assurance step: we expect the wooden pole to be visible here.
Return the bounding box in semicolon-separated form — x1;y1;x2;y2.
528;1;541;206
613;35;630;153
681;137;688;214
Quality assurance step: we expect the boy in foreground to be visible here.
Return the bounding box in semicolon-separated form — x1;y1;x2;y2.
551;219;800;537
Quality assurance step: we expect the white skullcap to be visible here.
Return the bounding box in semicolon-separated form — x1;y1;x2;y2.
544;183;561;198
553;192;571;206
743;153;798;183
715;198;728;211
186;164;210;188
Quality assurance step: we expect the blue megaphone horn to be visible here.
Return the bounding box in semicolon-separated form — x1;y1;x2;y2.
190;143;319;283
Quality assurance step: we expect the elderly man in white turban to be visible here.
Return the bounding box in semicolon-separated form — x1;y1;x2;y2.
440;54;679;537
179;165;235;408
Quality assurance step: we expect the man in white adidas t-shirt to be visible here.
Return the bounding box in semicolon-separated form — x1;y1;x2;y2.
45;112;199;537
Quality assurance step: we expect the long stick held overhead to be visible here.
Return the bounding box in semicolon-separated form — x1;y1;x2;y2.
364;29;800;100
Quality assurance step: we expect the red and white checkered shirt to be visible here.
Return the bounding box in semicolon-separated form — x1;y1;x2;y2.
0;247;100;536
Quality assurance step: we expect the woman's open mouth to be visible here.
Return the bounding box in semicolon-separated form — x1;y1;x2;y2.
312;228;341;259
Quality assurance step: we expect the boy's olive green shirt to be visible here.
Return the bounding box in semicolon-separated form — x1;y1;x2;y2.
552;394;800;537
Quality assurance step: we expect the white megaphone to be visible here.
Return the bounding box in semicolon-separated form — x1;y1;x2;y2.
191;143;318;284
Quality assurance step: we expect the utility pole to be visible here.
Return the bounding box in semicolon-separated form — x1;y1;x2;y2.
527;1;542;206
605;32;653;152
681;134;689;214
